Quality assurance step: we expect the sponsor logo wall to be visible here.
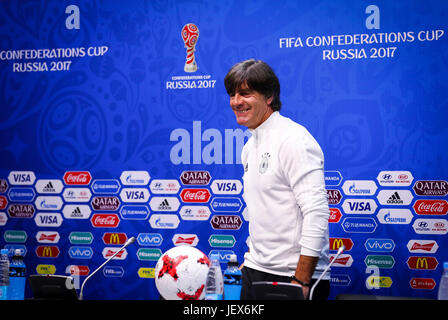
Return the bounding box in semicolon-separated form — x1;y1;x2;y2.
0;1;447;300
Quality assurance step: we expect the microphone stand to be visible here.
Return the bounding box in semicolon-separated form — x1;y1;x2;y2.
79;237;135;300
309;245;345;300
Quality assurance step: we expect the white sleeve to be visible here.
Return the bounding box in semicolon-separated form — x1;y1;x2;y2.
279;133;330;257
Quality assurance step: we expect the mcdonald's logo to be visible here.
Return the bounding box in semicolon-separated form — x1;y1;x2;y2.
329;238;353;251
36;245;60;258
102;232;127;245
407;256;438;270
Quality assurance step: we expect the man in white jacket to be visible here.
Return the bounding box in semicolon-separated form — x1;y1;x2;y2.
224;59;330;300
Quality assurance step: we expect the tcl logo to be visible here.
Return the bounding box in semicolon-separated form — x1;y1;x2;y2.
63;171;92;185
180;188;211;203
91;214;120;228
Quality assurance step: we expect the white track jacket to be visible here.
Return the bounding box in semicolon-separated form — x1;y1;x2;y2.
242;111;330;279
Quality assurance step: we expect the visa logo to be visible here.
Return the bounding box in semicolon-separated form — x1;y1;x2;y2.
342;199;377;214
349;201;371;211
13;174;31;183
8;171;35;186
34;213;63;227
127;191;144;199
40;215;59;224
211;179;242;195
119;188;149;203
216;183;237;192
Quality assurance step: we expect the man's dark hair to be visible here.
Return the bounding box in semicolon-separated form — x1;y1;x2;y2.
224;59;282;111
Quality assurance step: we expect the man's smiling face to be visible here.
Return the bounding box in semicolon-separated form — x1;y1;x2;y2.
229;83;273;129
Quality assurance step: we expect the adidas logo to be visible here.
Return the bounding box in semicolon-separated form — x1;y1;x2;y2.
158;199;172;210
71;206;83;217
387;192;403;204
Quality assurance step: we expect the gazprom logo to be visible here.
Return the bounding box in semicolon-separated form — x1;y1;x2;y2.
120;171;150;186
342;180;377;196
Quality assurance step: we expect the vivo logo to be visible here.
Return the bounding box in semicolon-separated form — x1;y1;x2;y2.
364;238;395;252
208;250;235;263
137;233;163;246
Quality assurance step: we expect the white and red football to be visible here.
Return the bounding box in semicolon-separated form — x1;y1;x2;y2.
154;246;210;300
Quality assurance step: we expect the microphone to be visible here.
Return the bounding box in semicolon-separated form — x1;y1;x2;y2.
79;236;136;300
309;245;345;300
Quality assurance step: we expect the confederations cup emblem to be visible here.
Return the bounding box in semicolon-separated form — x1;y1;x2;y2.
181;23;199;73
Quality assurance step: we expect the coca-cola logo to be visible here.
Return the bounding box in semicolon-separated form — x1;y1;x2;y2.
64;171;92;185
0;196;7;210
91;213;120;228
180;170;211;185
91;196;120;211
413;200;448;215
180;188;211;203
413;180;448;196
328;208;342;223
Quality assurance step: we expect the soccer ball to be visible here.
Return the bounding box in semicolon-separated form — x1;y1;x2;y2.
155;246;210;300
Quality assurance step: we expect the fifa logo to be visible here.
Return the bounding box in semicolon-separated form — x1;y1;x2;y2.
181;23;199;72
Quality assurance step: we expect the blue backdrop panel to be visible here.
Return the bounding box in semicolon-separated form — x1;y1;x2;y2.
0;0;447;300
